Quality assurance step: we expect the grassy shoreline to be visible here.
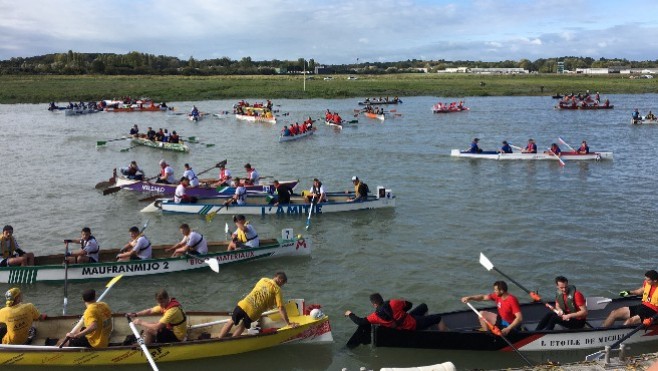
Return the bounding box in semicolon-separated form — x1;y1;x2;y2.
1;74;657;104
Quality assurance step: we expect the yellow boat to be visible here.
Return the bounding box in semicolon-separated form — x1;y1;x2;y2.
0;299;332;366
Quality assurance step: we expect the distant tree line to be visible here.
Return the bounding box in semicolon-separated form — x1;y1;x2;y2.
1;50;657;75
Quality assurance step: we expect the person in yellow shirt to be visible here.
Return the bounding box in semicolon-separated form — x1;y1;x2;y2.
218;271;298;338
65;289;112;348
128;289;186;344
0;288;43;344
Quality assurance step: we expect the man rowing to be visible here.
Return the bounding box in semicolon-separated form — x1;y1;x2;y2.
116;226;152;262
174;177;197;204
156;159;175;184
498;140;513;154
128;289;186;344
344;293;448;332
65;227;100;264
0;288;44;345
602;269;658;327
545;143;562;156
166;223;207;257
64;289;112;348
218;271;298;338
577;140;590;154
211;162;232;187
1;225;35;267
227;215;259;251
183;163;200;187
244;163;260;185
223;177;247;206
461;281;523;335
467;138;482;153
522;138;537;153
120;160;145;180
535;276;588;331
347;176;369;202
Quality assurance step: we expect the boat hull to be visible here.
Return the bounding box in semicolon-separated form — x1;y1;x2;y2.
368;297;658;352
145;189;396;215
364;112;385;121
114;177;298;198
358;100;401;105
279;129;315;142
0;235;310;283
325;120;357;128
555;105;614;110
450;149;613;161
131;138;190;152
235;114;276;124
0;300;332;366
632;118;658;125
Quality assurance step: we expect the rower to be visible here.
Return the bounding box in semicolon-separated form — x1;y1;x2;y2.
461;281;523;335
127;289;186;344
64;289;112;348
522;138;537;153
212;162;232;187
129;124;139;136
577;140;590;154
174;177;197;204
223;177;247;206
183;163;200;187
0;288;44;345
345;293;448;331
603;270;658;327
227;214;259;251
244;163;260;185
156;160;175;184
545;143;562;156
120;160;145;180
65;227;100;264
468;138;482;154
1;225;35;267
166;223;207;257
498;140;513;154
535;276;588;331
116;226;152;262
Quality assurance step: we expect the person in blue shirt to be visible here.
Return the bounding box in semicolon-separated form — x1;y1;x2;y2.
498;140;513;154
281;126;291;137
632;108;640;121
546;143;562;156
468;138;482;153
577;140;590;154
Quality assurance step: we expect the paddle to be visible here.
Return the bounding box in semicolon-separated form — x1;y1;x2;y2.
557;137;577;152
103;173;161;196
546;148;566;167
205;206;225;223
63;241;70;315
188;308;279;331
126;316;160;371
225;223;230;240
465;302;533;366
96;137;128;147
59;274;123;348
119;144;138;152
186;253;219;273
197;160;227;177
585;313;658;361
509;144;525;152
305;195;315;230
185;136;215;147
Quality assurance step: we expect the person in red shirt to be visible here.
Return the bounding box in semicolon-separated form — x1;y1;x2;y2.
461;281;523;335
535;276;587;330
603;270;658;327
344;293;448;331
289;123;298;136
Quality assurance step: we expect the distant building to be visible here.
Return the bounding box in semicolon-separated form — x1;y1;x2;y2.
437;67;528;74
314;66;332;74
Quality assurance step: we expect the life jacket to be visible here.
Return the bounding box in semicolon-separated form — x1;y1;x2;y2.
236;223;258;243
0;236;18;259
642;282;658;311
236;186;246;203
367;299;416;330
161;298;186;330
219;169;230;180
555;285;579;314
81;236;100;254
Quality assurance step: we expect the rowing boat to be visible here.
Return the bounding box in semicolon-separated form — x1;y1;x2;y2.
131;137;190;153
555;104;614;110
111;173;298;198
632;118;658;125
104;103;167;112
0;230;310;283
325;120;358;129
0;299;332;366
141;187;396;215
64;108;101;116
235;114;277;124
353;297;658;353
358;99;402;105
450;150;613;161
432;107;469;113
279;128;315;142
364;112;385;121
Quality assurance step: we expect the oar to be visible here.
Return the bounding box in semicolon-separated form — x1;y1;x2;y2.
126;316;159;371
185;136;215;147
465;302;533;366
510;144;524;152
197;160;227;177
59;274;123;348
188;308;279;331
63;241;70;315
186;253;219;273
120;144;138;152
96;137;128;146
225;223;230;240
547;148;566;167
305;196;315;230
205;206;226;223
558;137;577;152
585;313;658;361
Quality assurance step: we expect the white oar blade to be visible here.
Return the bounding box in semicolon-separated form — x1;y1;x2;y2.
479;252;494;271
585;350;605;361
224;222;229;234
206;258;220;273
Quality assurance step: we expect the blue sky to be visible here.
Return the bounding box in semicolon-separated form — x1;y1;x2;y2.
1;0;657;64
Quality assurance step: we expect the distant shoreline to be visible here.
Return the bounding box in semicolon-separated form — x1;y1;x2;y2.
1;74;656;104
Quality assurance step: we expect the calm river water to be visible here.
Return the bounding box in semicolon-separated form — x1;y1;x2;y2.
0;94;657;370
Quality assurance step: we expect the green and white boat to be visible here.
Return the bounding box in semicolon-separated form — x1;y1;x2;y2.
131;137;190;152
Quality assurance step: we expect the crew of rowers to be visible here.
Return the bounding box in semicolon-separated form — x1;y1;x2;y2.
557;91;610;108
363;105;385;115
325;110;344;124
129;125;181;143
281;118;314;136
467;138;590;156
363;96;400;104
234;99;275;117
433;101;466;111
632;108;656;123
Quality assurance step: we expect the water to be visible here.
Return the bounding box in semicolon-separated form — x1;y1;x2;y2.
1;95;657;370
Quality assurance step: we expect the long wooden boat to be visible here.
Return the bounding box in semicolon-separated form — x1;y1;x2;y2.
450;149;613;161
0;231;310;284
131;137;190;153
364;112;386;121
142;188;396;215
235;113;277;124
104;103;167;112
64;108;101;116
632;118;658;125
358;99;402;105
111;172;299;198
555;104;614;110
0;299;332;366
432;107;469;113
325;120;358;129
279;128;315;142
356;297;658;352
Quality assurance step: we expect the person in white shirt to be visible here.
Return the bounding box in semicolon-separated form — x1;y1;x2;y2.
224;177;247;206
227;215;259;251
244;163;260;185
183;163;199;187
211;163;232;187
156;160;175;184
117;226;152;261
65;227;100;263
305;178;328;203
167;224;207;257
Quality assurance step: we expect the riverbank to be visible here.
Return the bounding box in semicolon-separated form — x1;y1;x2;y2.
1;74;657;104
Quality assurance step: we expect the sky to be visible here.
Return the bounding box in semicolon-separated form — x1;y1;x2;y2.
1;0;657;64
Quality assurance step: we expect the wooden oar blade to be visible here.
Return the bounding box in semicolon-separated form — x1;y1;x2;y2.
96;141;107;146
102;186;122;195
479;252;494;271
105;274;123;289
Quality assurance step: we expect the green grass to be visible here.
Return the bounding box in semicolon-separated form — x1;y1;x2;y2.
1;74;656;104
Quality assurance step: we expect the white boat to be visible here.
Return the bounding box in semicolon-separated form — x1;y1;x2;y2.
632;118;658;125
236;113;277;124
142;187;396;215
450;149;613;161
325;120;358;129
278;128;315;142
0;230;310;283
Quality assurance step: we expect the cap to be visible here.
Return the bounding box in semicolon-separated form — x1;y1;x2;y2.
2;225;13;233
351;176;358;181
159;160;166;166
5;288;20;307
